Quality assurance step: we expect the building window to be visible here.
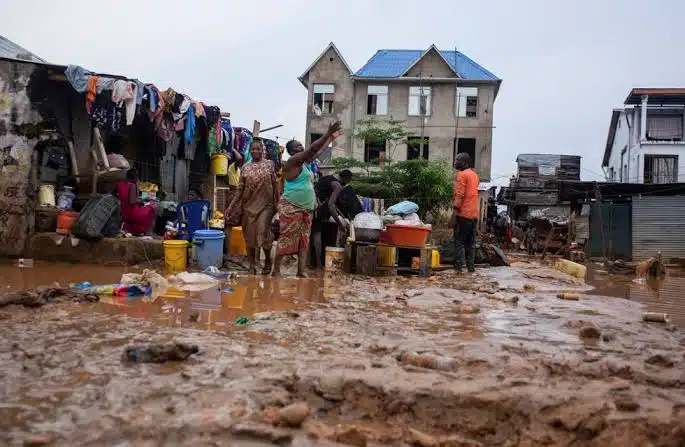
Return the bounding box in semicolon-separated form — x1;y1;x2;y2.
364;140;386;163
646;111;683;141
313;84;335;114
408;86;431;116
310;133;323;145
456;87;478;117
609;167;615;181
407;136;429;160
367;85;388;115
644;155;678;184
620;147;626;182
454;137;476;167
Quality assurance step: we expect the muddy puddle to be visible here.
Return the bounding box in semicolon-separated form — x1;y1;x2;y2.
89;276;330;331
586;264;685;326
1;260;684;445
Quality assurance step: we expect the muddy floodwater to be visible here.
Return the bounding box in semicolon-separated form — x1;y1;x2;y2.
1;260;684;446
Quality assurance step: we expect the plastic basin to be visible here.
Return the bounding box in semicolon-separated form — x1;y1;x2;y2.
385;224;431;248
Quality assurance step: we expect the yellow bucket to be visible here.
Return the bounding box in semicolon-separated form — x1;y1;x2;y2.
163;240;189;272
211;154;229;176
229;226;247;256
431;249;441;268
377;246;396;266
325;247;345;272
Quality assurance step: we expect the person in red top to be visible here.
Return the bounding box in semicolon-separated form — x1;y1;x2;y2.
451;153;480;272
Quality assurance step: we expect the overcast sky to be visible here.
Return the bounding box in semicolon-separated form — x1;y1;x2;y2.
3;0;684;184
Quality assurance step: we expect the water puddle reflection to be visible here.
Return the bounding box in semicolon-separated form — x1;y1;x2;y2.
93;276;330;330
586;265;685;326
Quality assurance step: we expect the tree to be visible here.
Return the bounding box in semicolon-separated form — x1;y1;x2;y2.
353;117;426;164
333;157;454;221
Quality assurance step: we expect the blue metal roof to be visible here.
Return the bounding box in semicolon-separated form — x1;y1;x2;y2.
355;48;498;81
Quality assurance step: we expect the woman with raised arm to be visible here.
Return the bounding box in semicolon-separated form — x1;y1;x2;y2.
272;121;342;277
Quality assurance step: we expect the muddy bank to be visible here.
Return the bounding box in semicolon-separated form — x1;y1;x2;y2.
0;262;684;446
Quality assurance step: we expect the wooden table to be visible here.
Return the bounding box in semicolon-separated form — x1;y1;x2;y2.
343;240;434;277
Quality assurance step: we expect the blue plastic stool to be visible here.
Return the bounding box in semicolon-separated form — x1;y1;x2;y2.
177;200;210;241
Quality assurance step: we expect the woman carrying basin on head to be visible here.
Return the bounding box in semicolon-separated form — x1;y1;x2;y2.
272;121;343;277
225;138;279;275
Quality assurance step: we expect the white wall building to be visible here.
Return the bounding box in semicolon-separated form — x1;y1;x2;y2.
602;88;685;184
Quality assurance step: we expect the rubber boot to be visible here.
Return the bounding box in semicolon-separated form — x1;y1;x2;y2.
466;248;476;273
454;241;466;273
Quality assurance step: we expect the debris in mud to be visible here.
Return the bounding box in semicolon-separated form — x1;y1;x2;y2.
120;269;169;296
579;324;602;339
397;351;457;371
645;354;675;368
557;292;580;301
270;402;311;428
406;428;438;447
455;304;480;314
122;342;199;363
23;434;53;446
230;422;293;444
0;288;99;308
642;312;670;324
613;393;640;412
487;293;519;304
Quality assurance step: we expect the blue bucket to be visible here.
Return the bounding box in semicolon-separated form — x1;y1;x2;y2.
192;229;225;270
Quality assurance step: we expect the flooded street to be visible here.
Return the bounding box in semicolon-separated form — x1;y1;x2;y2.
1;260;684;445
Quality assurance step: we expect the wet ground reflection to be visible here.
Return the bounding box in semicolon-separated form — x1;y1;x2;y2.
91;276;330;331
586;265;685;326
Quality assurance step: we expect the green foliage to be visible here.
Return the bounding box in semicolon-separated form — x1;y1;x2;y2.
353;117;426;163
333;157;453;220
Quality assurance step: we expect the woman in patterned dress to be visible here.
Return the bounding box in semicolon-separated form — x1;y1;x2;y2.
225;139;279;274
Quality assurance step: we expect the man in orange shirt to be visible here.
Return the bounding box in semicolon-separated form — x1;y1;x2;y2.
452;153;480;272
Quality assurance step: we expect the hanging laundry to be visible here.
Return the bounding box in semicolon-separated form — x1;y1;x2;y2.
85;76;99;114
95;77;116;93
221;118;233;153
64;65;92;93
161;88;176;113
146;86;157;112
207;123;220;156
193;101;205;117
263;139;282;170
112;80;137;125
133;79;145;105
91;95;123;133
184;103;196;144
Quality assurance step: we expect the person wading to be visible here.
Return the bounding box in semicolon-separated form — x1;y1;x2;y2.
272;121;343;277
311;169;362;268
225;139;279;274
451;153;480;272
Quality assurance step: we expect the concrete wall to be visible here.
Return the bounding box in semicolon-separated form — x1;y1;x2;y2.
0;60;98;257
634;142;685;183
404;48;458;78
349;80;496;180
0;60;41;256
303;46;354;156
606;110;631;182
607;107;685;183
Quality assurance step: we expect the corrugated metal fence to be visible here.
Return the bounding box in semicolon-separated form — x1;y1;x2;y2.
632;195;685;261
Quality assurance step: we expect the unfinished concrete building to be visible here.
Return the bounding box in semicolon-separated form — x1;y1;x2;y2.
298;43;501;180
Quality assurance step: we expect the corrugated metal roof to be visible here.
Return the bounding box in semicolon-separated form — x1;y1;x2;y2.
355;48;499;81
0;35;45;63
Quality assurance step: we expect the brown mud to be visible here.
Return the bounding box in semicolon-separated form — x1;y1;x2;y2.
0;260;684;445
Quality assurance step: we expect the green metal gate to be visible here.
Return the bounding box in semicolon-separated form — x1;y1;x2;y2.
589;201;632;260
